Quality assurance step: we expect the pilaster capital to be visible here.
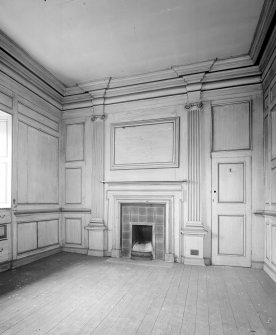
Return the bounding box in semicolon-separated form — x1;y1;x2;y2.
185;101;203;112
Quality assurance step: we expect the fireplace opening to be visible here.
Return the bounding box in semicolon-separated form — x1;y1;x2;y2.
121;203;165;260
131;225;153;260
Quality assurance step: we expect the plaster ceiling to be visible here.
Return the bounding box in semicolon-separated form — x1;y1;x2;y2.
0;0;264;87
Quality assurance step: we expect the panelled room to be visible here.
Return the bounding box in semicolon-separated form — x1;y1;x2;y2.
0;0;276;334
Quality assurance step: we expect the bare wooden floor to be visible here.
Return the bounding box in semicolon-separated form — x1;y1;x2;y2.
0;253;276;335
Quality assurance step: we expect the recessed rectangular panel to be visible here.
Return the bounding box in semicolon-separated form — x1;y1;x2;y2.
0;163;7;204
272;112;276;160
264;116;270;204
272;225;276;266
212;102;250;151
271;80;276;103
266;223;270;260
17;122;28;203
17;222;37;254
65;168;82;204
65;123;84;162
27;126;59;204
218;215;244;256
111;117;179;169
65;218;82;244
272;168;276;205
218;163;244;203
0;120;8;157
38;220;59;248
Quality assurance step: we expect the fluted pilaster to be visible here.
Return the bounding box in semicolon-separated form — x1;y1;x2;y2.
91;118;105;218
185;102;203;225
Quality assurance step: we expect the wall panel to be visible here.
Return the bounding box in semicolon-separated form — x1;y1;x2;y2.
111;117;179;169
65;218;82;245
272;225;276;267
17;222;37;254
65;168;82;204
212;101;250;151
17;121;59;205
38;220;59;248
65;123;84;162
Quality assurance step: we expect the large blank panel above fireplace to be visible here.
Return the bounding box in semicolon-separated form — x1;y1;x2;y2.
111;117;179;170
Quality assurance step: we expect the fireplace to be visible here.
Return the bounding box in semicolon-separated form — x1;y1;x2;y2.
106;181;183;262
131;224;153;260
121;204;165;260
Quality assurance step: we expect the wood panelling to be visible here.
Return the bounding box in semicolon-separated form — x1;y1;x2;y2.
266;223;270;260
65;123;84;162
272;168;276;205
17;222;37;254
218;215;244;256
218;163;244;203
0;111;12;208
272;225;276;267
65;168;82;204
38;220;59;248
111;117;179;169
28;127;59;203
272;112;276;160
65;218;82;245
18;102;59;132
271;80;276;104
17;121;59;204
212;101;251;151
0;85;13;109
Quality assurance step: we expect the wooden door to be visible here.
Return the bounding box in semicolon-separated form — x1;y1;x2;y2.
211;155;251;267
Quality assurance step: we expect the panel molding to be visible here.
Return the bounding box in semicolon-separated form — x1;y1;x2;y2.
212;101;251;152
65;123;85;162
110;117;179;170
65;217;83;245
65;167;83;205
218;215;245;256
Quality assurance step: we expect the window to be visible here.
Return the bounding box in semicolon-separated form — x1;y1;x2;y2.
0;110;12;208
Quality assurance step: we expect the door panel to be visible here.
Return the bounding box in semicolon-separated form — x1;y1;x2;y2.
218;163;244;202
212;156;251;267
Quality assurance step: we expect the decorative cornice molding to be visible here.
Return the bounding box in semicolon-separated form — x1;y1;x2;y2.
249;0;276;64
0;30;65;109
62;56;261;111
0;30;65;94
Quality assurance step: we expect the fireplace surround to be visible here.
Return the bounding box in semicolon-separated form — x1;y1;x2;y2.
105;181;185;262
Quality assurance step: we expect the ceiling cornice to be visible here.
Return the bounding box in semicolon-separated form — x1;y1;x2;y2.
0;29;66;107
62;55;261;110
249;0;276;64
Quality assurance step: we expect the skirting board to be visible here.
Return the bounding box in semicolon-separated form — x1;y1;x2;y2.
12;247;62;269
62;247;88;255
251;261;264;269
0;261;11;273
264;262;276;283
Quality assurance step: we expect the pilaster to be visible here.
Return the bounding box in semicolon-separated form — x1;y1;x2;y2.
182;92;207;266
85;113;107;256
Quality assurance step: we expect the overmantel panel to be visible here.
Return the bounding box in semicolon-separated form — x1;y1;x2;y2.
104;103;187;183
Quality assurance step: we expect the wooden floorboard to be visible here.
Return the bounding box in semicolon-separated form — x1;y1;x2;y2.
0;253;276;335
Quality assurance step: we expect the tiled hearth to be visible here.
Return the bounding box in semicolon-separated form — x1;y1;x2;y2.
121;204;165;260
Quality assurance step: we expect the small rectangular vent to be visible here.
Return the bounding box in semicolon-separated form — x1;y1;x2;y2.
190;249;199;256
